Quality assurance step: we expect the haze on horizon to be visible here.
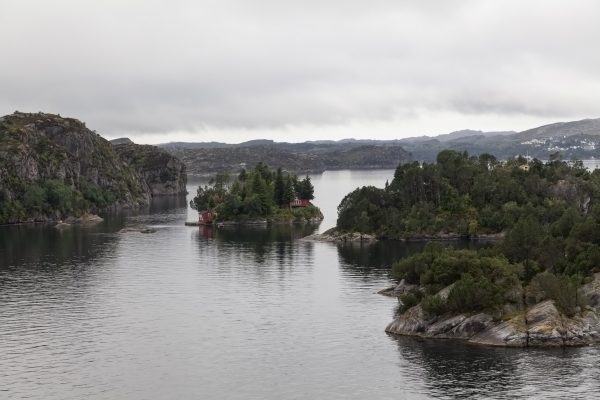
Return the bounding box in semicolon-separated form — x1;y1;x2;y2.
1;0;600;144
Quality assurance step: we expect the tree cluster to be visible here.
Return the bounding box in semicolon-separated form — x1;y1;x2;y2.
190;163;316;221
362;150;600;317
0;179;117;224
337;150;596;238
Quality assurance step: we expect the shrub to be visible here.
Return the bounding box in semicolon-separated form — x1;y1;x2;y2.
446;273;503;313
527;271;582;316
398;290;422;313
421;295;447;316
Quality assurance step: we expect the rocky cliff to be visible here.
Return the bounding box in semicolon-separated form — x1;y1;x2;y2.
385;273;600;347
112;142;187;196
0;112;186;224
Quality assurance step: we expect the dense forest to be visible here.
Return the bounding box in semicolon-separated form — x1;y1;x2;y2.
337;150;595;238
337;150;600;318
190;162;322;223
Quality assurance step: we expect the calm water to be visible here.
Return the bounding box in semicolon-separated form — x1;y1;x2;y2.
1;170;600;400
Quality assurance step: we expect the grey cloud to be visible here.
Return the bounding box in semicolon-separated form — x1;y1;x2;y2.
1;0;600;139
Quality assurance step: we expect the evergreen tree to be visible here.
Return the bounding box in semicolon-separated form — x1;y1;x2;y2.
273;168;285;207
296;175;315;200
283;176;295;207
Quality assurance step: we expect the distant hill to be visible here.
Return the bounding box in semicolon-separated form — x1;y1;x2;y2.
159;117;600;176
398;118;600;161
433;129;516;142
164;143;411;176
516;118;600;140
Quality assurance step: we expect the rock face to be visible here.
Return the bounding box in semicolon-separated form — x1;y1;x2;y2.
112;142;187;196
385;277;600;348
0;112;186;224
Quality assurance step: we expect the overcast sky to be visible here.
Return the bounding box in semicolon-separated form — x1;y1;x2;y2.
2;0;600;143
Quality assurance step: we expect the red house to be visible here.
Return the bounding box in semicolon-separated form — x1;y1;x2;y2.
290;199;311;208
198;210;215;225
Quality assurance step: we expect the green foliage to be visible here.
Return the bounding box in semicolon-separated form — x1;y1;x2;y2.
273;168;286;207
446;273;503;314
191;163;321;222
421;295;447;316
502;215;544;281
355;150;600;318
398;290;422;313
295;175;315;200
336;150;597;239
527;271;583;316
23;185;47;212
78;179;115;209
0;199;26;224
392;245;523;316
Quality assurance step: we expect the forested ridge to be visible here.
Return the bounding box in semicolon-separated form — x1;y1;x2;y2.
337;150;600;321
337;150;595;239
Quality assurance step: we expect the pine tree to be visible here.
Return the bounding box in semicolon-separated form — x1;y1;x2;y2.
296;175;315;200
283;176;295;208
273;168;285;207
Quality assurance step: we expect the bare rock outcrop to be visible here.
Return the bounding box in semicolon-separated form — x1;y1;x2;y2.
385;275;600;348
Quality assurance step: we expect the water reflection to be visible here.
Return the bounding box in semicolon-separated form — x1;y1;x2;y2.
0;220;121;269
148;194;188;213
336;241;428;274
390;334;600;399
193;224;319;266
392;335;523;398
336;239;495;279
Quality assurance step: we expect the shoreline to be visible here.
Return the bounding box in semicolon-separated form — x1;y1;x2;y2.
185;216;324;227
382;273;600;348
302;229;505;243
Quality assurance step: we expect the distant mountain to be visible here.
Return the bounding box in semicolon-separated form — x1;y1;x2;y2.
433;129;516;142
516;118;600;140
165;144;410;176
159;116;600;175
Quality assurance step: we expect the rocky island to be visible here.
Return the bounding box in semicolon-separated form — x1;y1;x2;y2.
326;149;600;347
0;112;186;224
189;163;323;226
384;245;600;347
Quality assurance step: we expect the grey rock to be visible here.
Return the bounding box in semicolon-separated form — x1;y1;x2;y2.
385;304;426;335
525;300;565;347
469;315;528;347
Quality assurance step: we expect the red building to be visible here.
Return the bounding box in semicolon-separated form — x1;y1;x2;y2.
290;199;311;208
198;210;215;225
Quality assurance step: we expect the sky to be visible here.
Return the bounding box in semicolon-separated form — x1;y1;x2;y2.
1;0;600;144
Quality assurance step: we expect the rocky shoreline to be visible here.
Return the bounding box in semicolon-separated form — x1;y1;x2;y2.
301;228;378;243
302;228;505;243
384;274;600;348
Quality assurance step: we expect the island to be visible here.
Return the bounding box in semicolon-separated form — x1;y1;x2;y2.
330;150;600;347
188;162;323;225
0;112;187;225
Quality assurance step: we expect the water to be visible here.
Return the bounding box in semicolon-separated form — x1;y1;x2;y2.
1;170;600;399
